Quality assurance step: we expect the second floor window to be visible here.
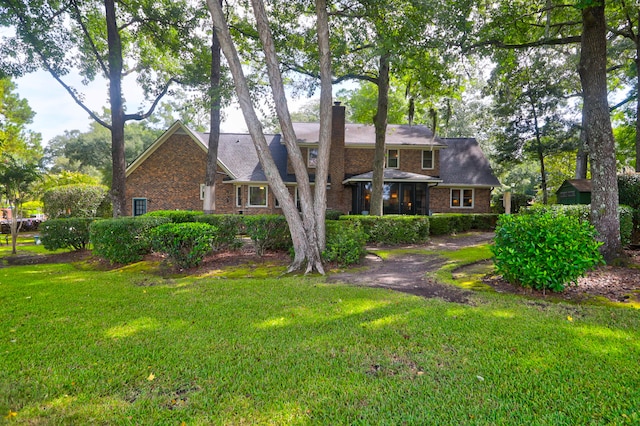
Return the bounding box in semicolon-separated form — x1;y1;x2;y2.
386;149;399;168
422;150;434;169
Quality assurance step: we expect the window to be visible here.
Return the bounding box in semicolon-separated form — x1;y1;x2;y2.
308;148;318;168
236;186;242;207
422;150;434;169
248;185;268;207
386;149;399;168
133;198;147;216
451;189;474;208
200;184;206;201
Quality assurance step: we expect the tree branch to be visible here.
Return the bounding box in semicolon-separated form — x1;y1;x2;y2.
466;35;582;52
70;0;109;77
610;94;635;112
124;77;182;121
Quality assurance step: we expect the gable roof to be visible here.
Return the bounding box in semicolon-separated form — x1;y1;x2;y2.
438;138;501;187
559;179;592;193
343;169;442;184
293;123;447;148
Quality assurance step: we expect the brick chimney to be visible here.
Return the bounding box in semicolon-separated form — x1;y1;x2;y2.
327;102;348;212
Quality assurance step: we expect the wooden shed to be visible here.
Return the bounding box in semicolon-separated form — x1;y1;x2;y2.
556;179;592;205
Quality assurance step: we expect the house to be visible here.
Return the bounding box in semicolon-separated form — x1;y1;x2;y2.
556;179;592;205
125;103;500;216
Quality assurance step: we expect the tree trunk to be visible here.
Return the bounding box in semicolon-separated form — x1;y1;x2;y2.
204;14;222;214
370;53;390;216
635;12;640;173
575;112;588;179
105;0;126;217
578;3;621;261
531;98;548;204
206;0;328;273
314;0;332;251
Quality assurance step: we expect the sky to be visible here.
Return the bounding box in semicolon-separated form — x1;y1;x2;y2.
15;69;259;145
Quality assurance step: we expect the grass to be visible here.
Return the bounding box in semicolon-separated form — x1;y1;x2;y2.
1;238;640;424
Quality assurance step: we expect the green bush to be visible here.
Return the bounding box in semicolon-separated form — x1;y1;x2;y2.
40;218;95;251
242;215;292;256
144;210;203;223
323;220;368;266
194;214;244;250
150;222;218;269
428;214;498;236
325;209;343;221
472;214;499;230
90;216;170;264
43;184;108;218
428;215;451;236
492;212;604;292
339;215;429;244
523;204;632;247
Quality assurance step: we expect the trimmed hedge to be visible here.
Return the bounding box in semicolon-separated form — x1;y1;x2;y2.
339;215;430;244
492;212;604;292
194;214;244;250
40;218;95;251
90;216;170;264
428;213;499;236
144;210;203;223
323;220;368;266
243;215;292;256
150;222;218;268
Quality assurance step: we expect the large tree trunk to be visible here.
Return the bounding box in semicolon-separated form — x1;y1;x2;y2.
204;16;222;214
314;0;332;251
370;53;390;216
578;3;621;261
636;12;640;173
575;112;588;179
105;0;126;217
206;0;329;273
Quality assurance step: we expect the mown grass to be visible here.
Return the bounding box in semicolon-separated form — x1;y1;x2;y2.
2;254;640;425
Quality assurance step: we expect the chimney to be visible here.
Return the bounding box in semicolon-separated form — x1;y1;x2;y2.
327;101;347;212
332;101;345;148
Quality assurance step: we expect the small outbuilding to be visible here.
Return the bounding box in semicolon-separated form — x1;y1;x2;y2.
556;179;592;205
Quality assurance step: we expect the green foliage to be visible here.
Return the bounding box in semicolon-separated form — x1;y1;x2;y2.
523;204;632;247
339;215;429;244
325;209;343;221
149;222;218;269
242;215;292;256
428;214;499;236
323;220;368;266
90;216;170;264
194;214;244;250
40;218;94;251
618;174;640;209
42;184;108;218
492;212;604;292
144;210;203;223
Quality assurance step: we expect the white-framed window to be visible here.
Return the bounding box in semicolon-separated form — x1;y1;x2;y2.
248;185;268;207
422;150;434;169
236;186;242;207
294;187;301;211
274;192;281;208
308;148;318;168
451;188;474;208
132;198;147;216
386;149;399;169
200;184;206;201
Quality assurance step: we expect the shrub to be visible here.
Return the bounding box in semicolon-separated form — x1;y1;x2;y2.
150;222;218;269
325;209;343;221
242;215;292;256
428;214;498;236
619;205;634;247
90;216;170;264
194;214;244;250
339;215;429;244
40;218;95;251
323;220;368;266
492;212;604;292
428;215;451;236
43;184;108;218
144;210;203;223
472;214;499;230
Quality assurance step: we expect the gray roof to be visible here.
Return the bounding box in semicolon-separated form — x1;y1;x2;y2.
563;179;592;193
439;138;501;187
343;169;442;184
195;131;290;183
294;123;447;147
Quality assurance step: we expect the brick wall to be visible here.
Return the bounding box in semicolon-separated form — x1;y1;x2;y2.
430;187;493;213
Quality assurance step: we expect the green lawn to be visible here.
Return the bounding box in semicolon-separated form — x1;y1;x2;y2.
1;251;639;424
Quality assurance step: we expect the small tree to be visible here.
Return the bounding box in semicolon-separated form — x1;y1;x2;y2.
42;184;108;219
0;155;41;254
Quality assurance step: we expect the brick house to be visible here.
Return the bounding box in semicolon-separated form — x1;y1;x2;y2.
125;103;500;216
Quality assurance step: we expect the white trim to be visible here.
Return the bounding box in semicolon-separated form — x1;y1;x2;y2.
235;185;242;208
200;184;206;201
248;185;269;207
308;147;318;168
421;150;434;170
450;188;474;209
386;149;399;169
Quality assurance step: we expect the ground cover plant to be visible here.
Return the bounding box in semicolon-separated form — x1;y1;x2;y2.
1;253;639;424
